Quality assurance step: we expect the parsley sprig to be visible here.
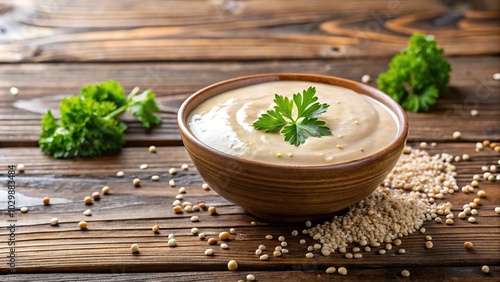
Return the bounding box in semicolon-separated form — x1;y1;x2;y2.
39;80;161;158
252;86;332;146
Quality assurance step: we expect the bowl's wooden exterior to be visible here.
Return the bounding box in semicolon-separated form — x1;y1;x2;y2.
178;74;408;222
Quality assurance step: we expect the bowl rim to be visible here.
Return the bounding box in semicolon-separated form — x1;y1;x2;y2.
177;73;408;169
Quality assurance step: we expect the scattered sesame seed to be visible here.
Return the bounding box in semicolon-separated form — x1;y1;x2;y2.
140;164;148;170
493;73;500;80
425;241;433;249
394;239;402;246
482;265;490;273
130;244;139;253
83;209;92;216
168;234;175;239
464;241;473;249
326;267;336;274
265;235;273;240
273;250;282;257
299;239;306;244
431;142;437;147
167;239;177;247
148;146;157;153
169;168;177;175
151;175;160;181
10;87;19;95
102;186;110;195
291;230;298;236
42;197;50;205
208;238;218;245
468;217;477;223
220;243;229;249
83;196;92;205
169;180;176;187
181;164;189;171
208;206;217;215
477;190;486;198
401;270;410;277
305;252;314;258
259;254;269;260
190;216;199;222
20;207;28;213
420;142;428;148
133;178;141;187
255;249;262;255
398;249;406;254
205;248;214;256
452;131;461;139
495;207;500;214
354;253;363;259
173;205;182;213
178;187;186;194
50;218;59;226
378;249;386;255
338;267;347;276
470;109;479;116
227;260;238;271
152;225;160;233
230;228;236;235
16;164;25;173
446;218;454;225
78;221;88;230
116;171;124;177
246;274;255;281
251;221;257;226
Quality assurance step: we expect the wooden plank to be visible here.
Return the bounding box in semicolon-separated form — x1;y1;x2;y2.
0;144;498;278
0;0;498;62
0;56;499;147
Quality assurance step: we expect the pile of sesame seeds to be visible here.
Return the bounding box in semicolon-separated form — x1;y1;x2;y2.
306;148;463;253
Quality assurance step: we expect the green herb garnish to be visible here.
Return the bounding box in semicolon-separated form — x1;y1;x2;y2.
377;32;451;112
39;80;161;158
252;86;332;146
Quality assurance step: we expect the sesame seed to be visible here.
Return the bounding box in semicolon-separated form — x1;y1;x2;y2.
151;175;160;181
220;243;229;249
178;187;186;194
190;216;199;222
20;207;28;213
50;218;59;226
78;221;88;230
482;265;490;274
202;183;210;190
139;164;148;170
291;230;298;236
265;235;273;240
102;186;110;194
425;241;433;249
116;171;124;177
133;178;141;187
305;252;314;258
255;249;262;255
10;87;19;95
246;274;255;281
83;209;92;216
493;73;500;80
338;267;347;276
207;238;217;245
181;164;189;170
169;168;177;175
477;190;486;198
464;241;473;249
452;131;461;139
299;239;306;244
468;217;477;223
259;254;269;260
198;233;206;239
205;248;214;256
470;109;479;116
495;207;500;214
167;239;177;247
230;228;236;235
169;180;176;187
130;244;139;253
401;270;410;277
148;146;157;153
273;250;281;257
326;267;336;274
398;249;406;254
208;206;217;215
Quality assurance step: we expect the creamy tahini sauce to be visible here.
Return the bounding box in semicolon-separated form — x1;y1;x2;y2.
188;81;398;165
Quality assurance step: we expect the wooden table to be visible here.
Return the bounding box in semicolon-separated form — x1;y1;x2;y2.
1;0;499;280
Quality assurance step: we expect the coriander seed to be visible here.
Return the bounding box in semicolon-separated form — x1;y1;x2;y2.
16;164;25;173
208;206;217;215
482;265;489;274
148;146;157;153
92;192;100;201
202;183;210;190
464;241;473;249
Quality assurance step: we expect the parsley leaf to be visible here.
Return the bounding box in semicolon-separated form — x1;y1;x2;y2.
39;81;161;158
377;32;451;112
252;86;332;146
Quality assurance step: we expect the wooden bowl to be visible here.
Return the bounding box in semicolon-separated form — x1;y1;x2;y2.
178;74;408;222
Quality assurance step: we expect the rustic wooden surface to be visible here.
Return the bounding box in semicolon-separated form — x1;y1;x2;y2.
0;0;499;280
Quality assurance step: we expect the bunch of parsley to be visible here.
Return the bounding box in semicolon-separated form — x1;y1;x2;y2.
39;80;161;158
377;32;451;112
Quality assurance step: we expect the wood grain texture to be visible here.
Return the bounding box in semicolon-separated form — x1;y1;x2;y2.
0;56;499;147
0;0;499;62
0;144;499;279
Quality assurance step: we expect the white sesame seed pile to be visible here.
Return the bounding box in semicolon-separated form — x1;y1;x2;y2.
307;148;458;252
